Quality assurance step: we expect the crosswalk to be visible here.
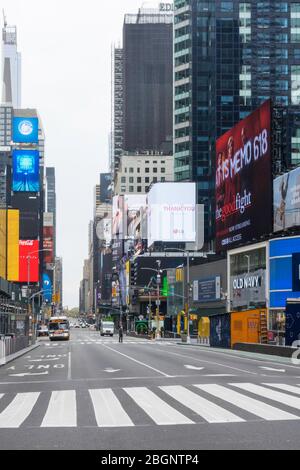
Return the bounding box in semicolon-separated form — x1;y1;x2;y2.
1;383;300;429
65;339;173;346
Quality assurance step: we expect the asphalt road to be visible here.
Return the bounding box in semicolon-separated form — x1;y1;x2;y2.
1;328;300;450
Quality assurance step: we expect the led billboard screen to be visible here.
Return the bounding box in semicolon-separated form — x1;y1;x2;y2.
147;182;196;246
43;273;53;303
11;193;39;239
13;117;39;144
112;195;124;239
43;226;54;264
124;195;147;239
215;100;272;252
274;167;300;232
100;173;112;203
19;240;39;283
12;150;40;192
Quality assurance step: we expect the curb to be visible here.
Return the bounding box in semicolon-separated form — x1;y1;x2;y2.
0;343;40;367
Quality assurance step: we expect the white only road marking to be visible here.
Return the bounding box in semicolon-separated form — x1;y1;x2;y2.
0;393;40;428
160;385;244;424
195;384;299;421
263;384;300;395
104;368;121;373
41;391;77;428
89;389;134;428
124;387;193;426
101;344;172;378
232;383;300;411
9;372;49;378
184;365;204;371
28;358;60;363
68;352;72;380
260;367;286;373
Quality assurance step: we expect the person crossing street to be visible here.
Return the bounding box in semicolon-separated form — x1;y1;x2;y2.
119;325;124;343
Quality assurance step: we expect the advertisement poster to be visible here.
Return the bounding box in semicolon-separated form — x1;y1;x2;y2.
112;195;124;239
43;273;53;303
13;117;39;144
274;166;300;232
12;150;40;192
215;100;272;252
43;227;54;264
19;240;39;283
124;195;147;239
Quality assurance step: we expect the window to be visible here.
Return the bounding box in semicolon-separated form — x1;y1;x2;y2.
125;168;127;173
276;80;289;91
129;168;134;173
161;177;166;182
121;177;126;183
275;2;288;12
145;177;150;183
153;168;158;173
121;186;126;193
275;18;288;28
153;177;158;183
276;49;288;59
137;168;140;174
276;64;288;74
145;168;150;173
129;186;134;193
291;3;300;13
137;187;142;193
161;167;166;173
137;177;142;183
292;65;300;104
129;177;134;183
221;2;233;11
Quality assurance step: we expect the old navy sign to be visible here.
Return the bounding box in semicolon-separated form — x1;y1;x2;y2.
232;275;261;290
159;3;174;11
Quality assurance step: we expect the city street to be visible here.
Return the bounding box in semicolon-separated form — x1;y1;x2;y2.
1;329;300;449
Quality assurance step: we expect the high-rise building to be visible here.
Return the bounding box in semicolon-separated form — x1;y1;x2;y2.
1;18;21;108
174;0;300;243
111;6;174;185
46;167;56;256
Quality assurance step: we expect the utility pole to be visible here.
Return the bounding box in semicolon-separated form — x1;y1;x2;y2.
156;260;161;340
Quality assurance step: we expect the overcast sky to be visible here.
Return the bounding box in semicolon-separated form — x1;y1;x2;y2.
1;0;153;308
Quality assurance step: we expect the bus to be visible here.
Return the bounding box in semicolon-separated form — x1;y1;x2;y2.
48;316;70;341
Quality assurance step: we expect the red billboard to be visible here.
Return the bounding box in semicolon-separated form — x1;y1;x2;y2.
43;226;54;264
19;240;39;283
215;100;272;252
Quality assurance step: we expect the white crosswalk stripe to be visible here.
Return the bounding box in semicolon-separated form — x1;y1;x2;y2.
0;393;40;428
195;384;299;421
262;384;300;395
160;385;244;423
232;383;300;411
41;391;77;428
89;389;134;428
124;387;194;425
0;383;299;429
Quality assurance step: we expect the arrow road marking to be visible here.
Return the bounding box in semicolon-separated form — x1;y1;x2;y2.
184;365;205;371
260;367;286;373
9;372;49;377
104;368;121;373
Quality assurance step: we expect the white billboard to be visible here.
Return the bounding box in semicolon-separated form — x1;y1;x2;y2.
123;195;147;239
147;183;197;246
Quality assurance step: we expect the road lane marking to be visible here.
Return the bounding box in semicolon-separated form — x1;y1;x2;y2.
195;384;299;421
260;367;286;373
184;365;204;371
9;372;49;377
68;352;72;380
41;391;77;428
101;344;172;377
160;385;244;424
232;383;300;411
0;393;40;428
89;389;134;427
124;387;193;425
147;348;258;375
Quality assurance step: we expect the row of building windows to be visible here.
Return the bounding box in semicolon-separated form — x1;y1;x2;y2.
124;166;166;174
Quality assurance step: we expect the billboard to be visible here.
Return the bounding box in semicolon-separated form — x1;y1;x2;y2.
13;117;39;144
7;210;20;282
193;276;221;303
11;193;39;239
19;240;39;283
215;100;272;252
100;173;112;203
112;195;124;239
147;182;196;246
43;273;53;303
124;195;147;239
0;210;6;279
274;167;300;232
43;226;54;264
12;150;40;192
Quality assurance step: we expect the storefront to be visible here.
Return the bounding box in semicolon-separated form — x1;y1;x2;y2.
269;236;300;345
228;242;268;345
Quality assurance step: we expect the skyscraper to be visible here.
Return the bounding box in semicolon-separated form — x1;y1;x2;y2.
174;0;300;243
1;16;21;108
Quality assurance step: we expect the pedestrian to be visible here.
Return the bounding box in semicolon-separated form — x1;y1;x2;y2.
119;325;123;343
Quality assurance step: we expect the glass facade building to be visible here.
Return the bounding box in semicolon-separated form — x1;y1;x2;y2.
174;0;300;243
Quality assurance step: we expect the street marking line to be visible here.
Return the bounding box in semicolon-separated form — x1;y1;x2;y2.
101;344;172;377
68;352;72;380
263;384;300;395
195;384;299;421
147;348;258;376
160;385;244;424
260;367;286;373
89;389;134;428
0;393;40;428
41;390;77;428
231;383;300;411
124;387;193;426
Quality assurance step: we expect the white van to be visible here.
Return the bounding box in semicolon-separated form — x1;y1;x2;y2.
100;321;115;337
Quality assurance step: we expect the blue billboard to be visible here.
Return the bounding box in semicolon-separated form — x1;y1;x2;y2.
12;150;40;192
43;273;52;303
193;276;221;303
13;117;39;144
270;237;300;308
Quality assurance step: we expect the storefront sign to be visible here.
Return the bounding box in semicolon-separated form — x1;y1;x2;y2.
231;269;266;309
193;276;221;303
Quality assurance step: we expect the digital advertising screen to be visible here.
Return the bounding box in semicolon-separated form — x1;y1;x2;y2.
12;150;40;193
274;167;300;233
215;100;272;252
43;273;53;303
100;173;112;203
13;117;39;144
43;226;54;264
19;240;39;283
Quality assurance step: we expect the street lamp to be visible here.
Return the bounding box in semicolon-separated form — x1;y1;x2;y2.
141;262;167;340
